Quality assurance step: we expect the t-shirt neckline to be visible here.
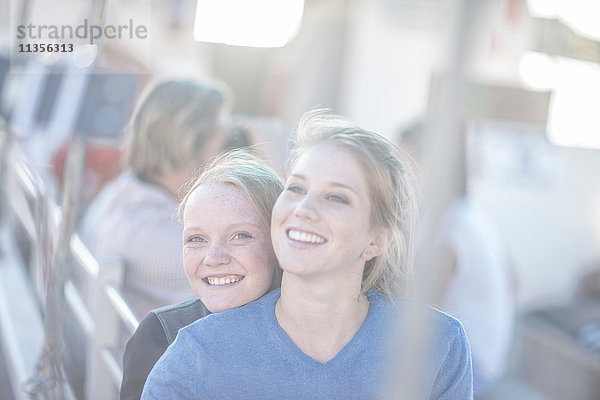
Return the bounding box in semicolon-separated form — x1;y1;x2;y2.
267;288;380;368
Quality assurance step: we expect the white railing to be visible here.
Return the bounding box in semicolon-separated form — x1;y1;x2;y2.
0;138;139;399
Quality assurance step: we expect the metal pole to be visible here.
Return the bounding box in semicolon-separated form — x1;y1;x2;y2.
23;134;87;400
23;0;111;396
0;120;10;226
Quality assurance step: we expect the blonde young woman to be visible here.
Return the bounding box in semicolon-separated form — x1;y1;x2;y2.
143;111;472;399
121;151;283;399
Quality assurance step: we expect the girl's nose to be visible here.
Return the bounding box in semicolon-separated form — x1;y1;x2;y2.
203;243;231;267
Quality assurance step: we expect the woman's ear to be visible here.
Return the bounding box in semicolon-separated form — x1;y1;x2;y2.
361;228;393;261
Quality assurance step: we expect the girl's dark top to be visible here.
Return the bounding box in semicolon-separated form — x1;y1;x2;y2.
120;298;210;400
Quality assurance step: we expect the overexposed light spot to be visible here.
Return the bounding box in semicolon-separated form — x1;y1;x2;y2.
194;0;304;48
519;51;558;90
547;57;600;150
527;0;600;41
527;0;560;18
558;0;600;41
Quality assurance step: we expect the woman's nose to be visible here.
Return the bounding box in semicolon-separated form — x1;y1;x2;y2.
203;243;231;267
293;194;319;221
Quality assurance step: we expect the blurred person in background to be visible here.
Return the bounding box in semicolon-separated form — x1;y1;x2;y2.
398;120;516;398
121;150;283;400
79;79;231;318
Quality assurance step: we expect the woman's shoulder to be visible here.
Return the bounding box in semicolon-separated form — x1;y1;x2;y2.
180;290;280;342
375;294;467;340
425;304;468;342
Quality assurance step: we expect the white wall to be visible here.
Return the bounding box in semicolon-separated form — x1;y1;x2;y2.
472;128;600;308
339;0;451;137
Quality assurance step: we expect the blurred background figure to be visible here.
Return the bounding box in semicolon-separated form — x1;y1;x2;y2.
78;79;231;318
398;120;517;398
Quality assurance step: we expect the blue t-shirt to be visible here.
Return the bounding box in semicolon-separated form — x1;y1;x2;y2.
142;289;472;400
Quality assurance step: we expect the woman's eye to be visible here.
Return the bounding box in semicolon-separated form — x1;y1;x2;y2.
188;236;207;243
327;194;348;204
233;232;253;240
286;184;304;194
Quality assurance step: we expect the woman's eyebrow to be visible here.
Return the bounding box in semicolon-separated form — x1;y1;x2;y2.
328;182;359;196
290;173;359;196
289;173;306;180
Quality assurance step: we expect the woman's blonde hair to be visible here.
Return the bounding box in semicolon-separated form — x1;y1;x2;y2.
290;110;418;298
124;79;230;180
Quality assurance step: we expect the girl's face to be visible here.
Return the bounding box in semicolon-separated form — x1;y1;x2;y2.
183;183;277;313
271;142;381;281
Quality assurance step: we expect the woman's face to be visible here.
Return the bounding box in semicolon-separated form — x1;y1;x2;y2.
183;182;277;313
271;142;379;280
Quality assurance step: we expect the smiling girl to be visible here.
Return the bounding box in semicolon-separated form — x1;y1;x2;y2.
121;151;283;399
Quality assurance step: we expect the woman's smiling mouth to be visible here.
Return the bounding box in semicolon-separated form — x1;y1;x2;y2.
287;229;327;244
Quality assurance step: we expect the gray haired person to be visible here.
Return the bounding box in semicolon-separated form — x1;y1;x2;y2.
80;79;231;318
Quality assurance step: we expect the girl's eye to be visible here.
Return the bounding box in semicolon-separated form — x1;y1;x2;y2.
233;233;253;240
286;184;304;194
188;236;207;243
327;194;348;204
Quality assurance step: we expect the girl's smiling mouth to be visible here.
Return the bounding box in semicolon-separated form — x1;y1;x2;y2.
203;275;244;286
